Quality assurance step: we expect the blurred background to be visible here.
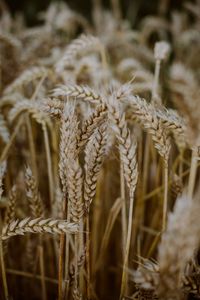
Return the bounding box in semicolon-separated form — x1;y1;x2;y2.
4;0;186;27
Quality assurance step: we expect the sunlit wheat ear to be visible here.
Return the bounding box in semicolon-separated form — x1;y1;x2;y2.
52;84;104;105
42;98;63;117
108;96;138;196
77;103;107;150
25;166;43;218
182;258;200;297
0;161;7;199
0;113;10;144
157;194;200;299
108;96;138;297
3;66;49;95
127;95;171;165
132;259;159;297
4;185;17;224
59;102;79;195
55;34;102;73
157;107;187;149
1;218;78;240
67;159;84;223
84;123;107;213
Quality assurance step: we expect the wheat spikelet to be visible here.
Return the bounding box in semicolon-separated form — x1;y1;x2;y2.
25;166;43;218
42;98;63;117
171;174;183;201
156;107;187;149
84;123;107;213
4;185;17;224
128;95;171;165
3;67;48;95
52;84;103;104
2;218;78;240
77;103;107;149
0;113;10;143
55;34;102;72
182;259;200;296
157;194;200;299
67;159;84;223
69;249;86;286
59;102;79;195
108;97;138;196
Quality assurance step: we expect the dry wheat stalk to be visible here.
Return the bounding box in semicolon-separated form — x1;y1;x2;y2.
108;96;138;297
108;97;138;196
2;218;78;240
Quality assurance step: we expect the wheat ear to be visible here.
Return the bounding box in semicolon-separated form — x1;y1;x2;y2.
2;218;78;240
52;84;103;104
108;96;138;297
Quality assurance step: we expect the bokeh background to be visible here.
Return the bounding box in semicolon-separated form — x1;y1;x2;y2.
4;0;186;27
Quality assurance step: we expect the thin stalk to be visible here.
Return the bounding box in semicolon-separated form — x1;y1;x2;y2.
0;214;8;299
38;243;47;300
6;268;58;284
162;164;168;231
74;234;78;293
64;207;70;300
26;114;38;180
43;124;54;206
188;147;198;199
120;162;127;259
110;0;122;20
58;233;65;300
86;215;91;300
120;191;135;299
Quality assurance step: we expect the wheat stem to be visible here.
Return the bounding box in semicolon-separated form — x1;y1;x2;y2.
188;147;198;199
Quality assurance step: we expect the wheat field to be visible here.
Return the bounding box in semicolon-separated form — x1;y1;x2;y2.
0;0;200;299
